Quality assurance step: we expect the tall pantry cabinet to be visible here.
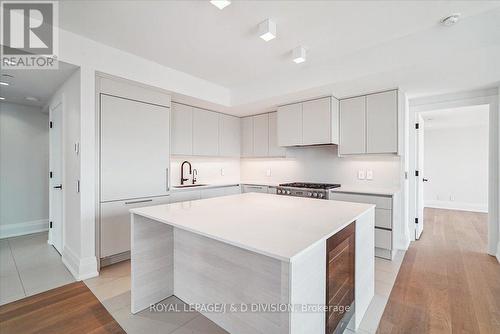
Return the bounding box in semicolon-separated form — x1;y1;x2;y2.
97;76;171;266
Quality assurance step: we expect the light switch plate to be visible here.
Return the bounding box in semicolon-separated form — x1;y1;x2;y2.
358;170;366;180
366;170;373;180
266;168;271;177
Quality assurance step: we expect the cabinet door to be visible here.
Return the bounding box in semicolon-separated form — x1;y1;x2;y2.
366;90;398;154
192;108;219;156
241;185;268;193
253;114;269;157
339;96;366;155
100;94;170;202
200;187;227;199
277;103;302;146
268;112;286;157
224;186;242;195
219;114;240;157
170;190;201;203
240;117;253;157
302;97;331;145
100;196;170;258
171;102;193;155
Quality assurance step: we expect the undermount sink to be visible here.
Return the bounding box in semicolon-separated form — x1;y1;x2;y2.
173;184;208;188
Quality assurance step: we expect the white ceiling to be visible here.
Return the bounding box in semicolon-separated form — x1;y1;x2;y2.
422;104;489;129
57;1;500;115
0;61;78;108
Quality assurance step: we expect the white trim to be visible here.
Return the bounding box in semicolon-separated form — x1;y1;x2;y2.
496;241;500;263
0;219;49;239
425;201;488;213
62;245;99;281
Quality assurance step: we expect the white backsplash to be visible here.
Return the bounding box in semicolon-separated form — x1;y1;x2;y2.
240;146;401;188
170;156;240;186
171;146;401;189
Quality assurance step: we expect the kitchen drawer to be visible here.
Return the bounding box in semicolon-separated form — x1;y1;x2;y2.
200;187;227;199
329;192;392;210
375;209;392;229
241;185;269;193
224;186;242;195
100;196;170;258
170;190;201;203
268;186;277;194
375;228;392;250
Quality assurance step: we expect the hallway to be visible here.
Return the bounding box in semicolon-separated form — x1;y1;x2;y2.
378;208;500;333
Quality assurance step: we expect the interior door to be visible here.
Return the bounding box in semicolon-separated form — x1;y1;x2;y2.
49;102;63;254
100;94;170;201
415;114;425;240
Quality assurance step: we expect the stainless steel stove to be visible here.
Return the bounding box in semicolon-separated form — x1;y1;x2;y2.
276;182;341;199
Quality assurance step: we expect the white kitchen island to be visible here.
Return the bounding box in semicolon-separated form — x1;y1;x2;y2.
130;193;375;334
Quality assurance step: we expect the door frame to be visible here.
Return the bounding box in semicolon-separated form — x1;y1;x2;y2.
48;97;65;252
408;88;498;257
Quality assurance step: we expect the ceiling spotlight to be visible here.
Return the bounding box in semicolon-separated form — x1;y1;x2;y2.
292;46;306;63
25;96;39;102
0;81;9;86
259;19;276;42
210;0;231;10
440;13;461;26
0;97;5;100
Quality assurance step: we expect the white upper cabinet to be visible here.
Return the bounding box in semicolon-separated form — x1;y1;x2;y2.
219;114;240;157
171;102;193;155
339;89;398;155
100;94;170;202
192;108;219;156
366;90;398;154
268;112;286;157
253;114;269;156
339;96;366;155
277;97;339;147
277;103;302;146
241;116;254;157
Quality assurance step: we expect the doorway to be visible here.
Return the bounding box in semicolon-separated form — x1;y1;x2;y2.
49;101;63;253
409;88;498;256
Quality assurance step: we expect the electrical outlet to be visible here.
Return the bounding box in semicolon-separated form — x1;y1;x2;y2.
220;168;225;176
266;168;271;177
358;170;366;180
366;170;373;180
450;195;455;201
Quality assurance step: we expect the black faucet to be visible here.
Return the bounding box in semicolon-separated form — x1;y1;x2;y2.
181;161;192;185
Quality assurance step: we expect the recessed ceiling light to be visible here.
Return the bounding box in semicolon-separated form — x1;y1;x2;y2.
210;0;231;10
258;19;276;42
25;96;39;102
292;46;306;63
0;97;5;100
440;13;461;26
0;81;9;86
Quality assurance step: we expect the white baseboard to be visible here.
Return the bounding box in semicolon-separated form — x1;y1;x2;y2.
0;219;49;239
425;200;488;213
497;241;500;264
62;245;99;281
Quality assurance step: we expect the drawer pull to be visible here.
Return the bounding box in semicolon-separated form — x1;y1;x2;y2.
125;199;153;205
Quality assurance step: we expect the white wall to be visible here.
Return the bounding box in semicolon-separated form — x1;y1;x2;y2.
424;125;488;212
0;102;49;238
241;146;401;188
170;156;240;187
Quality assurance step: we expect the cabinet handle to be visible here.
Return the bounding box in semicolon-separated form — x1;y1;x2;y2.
166;167;169;191
125;199;153;205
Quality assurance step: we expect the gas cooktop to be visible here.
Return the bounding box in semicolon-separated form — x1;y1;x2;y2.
278;182;341;190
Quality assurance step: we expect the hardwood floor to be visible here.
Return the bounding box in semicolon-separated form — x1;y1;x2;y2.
378;208;500;334
0;281;125;334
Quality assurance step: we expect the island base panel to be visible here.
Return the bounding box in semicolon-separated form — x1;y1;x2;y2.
131;214;174;314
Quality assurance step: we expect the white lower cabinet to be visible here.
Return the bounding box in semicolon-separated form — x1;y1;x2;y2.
329;191;397;260
200;187;227;199
224;186;242;195
100;195;170;259
241;184;269;193
170;190;201;203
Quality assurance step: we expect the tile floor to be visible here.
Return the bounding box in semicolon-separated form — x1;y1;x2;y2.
0;232;75;305
84;250;405;334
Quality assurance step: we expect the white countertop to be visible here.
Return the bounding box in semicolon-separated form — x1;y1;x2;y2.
331;185;400;196
131;193;374;262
